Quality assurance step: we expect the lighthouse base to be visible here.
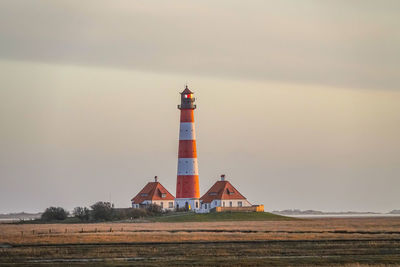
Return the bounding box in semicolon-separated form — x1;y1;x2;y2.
175;198;200;211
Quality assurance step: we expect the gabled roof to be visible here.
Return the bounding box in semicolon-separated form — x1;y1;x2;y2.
181;85;193;95
200;180;247;203
131;182;175;203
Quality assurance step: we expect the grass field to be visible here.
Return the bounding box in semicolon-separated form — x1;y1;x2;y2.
1;216;400;266
148;211;291;222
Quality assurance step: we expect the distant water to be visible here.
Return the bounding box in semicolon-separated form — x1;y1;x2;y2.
283;213;400;218
0;218;18;223
0;218;36;223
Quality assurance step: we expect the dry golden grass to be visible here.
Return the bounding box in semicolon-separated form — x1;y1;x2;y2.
1;217;400;245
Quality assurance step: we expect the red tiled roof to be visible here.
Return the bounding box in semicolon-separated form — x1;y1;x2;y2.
200;180;247;203
131;182;175;204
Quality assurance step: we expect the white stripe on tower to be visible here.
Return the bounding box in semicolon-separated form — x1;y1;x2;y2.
179;122;196;140
177;158;199;175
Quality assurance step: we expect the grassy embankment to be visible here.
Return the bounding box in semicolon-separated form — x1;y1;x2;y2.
10;211;292;224
148;211;292;222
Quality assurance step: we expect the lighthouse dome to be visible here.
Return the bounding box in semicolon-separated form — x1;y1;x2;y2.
181;85;193;95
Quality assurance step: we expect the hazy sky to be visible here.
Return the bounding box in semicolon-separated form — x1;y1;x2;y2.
0;1;399;213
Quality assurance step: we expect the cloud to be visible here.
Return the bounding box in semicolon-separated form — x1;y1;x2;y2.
0;0;399;90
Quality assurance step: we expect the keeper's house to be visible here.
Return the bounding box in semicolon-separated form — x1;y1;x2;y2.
131;176;175;210
199;175;263;213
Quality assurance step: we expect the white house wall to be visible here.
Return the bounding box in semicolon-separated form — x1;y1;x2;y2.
131;200;175;210
198;199;252;213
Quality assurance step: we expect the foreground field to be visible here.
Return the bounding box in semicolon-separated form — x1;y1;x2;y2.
2;239;400;266
1;217;400;266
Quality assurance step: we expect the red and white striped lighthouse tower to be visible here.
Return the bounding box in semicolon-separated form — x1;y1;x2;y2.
175;85;200;211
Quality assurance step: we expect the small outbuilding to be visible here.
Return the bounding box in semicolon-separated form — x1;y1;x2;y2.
199;175;254;213
131;176;175;210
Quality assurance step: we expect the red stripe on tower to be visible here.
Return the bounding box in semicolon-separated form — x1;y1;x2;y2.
176;85;200;210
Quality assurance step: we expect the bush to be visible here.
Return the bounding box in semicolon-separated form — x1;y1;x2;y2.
90;202;113;221
146;204;163;215
175;207;189;212
125;208;149;219
41;207;69;221
72;207;90;221
113;208;148;220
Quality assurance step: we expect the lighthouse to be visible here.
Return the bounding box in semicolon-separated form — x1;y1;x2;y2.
175;85;200;211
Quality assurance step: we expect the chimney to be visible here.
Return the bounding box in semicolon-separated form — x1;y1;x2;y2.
220;174;225;181
154;176;158;182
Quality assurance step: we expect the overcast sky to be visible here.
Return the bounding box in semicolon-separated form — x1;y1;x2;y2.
0;1;399;213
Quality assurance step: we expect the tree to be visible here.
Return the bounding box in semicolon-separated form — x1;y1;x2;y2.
72;206;90;221
41;207;69;221
90;202;113;221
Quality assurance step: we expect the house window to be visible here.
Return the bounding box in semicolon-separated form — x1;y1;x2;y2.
223;202;225;207
238;201;242;207
169;202;173;208
205;204;207;209
160;202;164;208
229;201;232;207
161;193;166;198
196;202;199;208
227;189;235;195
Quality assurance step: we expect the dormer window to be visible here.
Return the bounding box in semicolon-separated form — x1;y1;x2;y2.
227;189;235;195
209;192;217;196
141;193;148;197
161;193;166;198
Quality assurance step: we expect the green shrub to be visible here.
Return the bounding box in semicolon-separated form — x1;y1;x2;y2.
90;202;113;221
41;207;69;221
72;207;90;221
146;204;163;215
113;208;148;220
